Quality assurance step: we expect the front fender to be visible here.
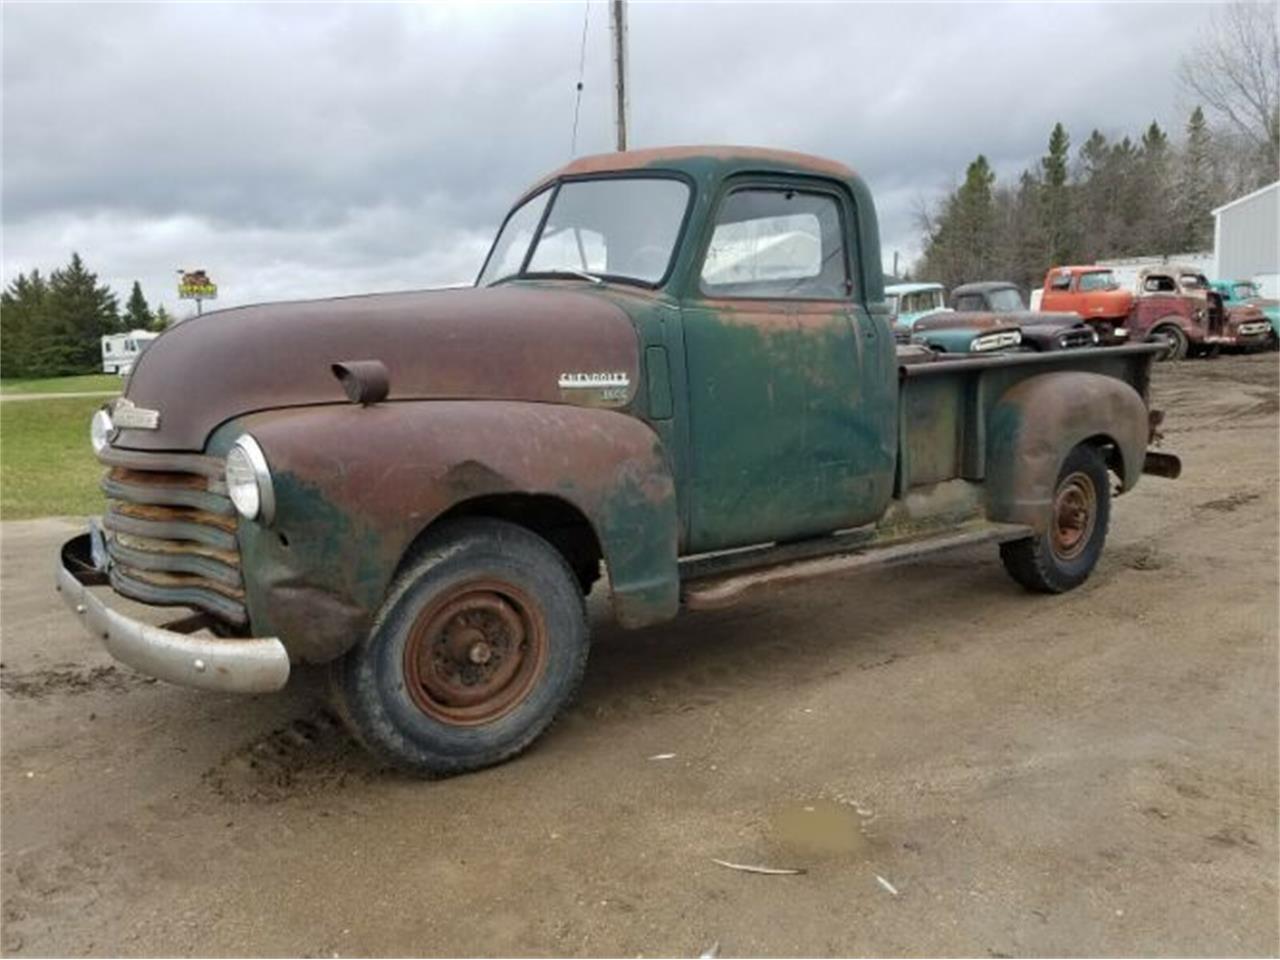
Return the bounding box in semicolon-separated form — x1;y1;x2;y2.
985;372;1148;532
215;401;679;663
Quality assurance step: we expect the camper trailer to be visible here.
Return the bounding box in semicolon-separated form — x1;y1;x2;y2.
101;330;158;375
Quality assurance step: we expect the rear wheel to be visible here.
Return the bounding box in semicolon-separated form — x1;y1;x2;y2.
1000;444;1111;593
331;518;589;776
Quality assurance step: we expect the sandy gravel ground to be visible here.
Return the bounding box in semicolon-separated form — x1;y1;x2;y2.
2;354;1276;957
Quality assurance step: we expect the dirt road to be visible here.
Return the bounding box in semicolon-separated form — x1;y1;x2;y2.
2;355;1276;957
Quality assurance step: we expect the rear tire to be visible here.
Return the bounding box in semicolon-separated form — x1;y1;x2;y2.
1000;444;1111;594
331;517;589;776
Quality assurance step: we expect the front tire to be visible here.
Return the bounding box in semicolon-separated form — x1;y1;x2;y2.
1151;324;1187;361
1000;443;1111;593
331;518;589;776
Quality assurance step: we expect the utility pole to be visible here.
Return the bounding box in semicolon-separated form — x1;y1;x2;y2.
610;0;628;151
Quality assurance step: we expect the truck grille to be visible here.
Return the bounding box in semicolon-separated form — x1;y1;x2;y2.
98;453;247;626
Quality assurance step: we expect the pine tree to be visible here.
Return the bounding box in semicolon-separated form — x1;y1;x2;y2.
1040;123;1076;265
0;270;49;378
1074;130;1114;260
124;281;153;331
151;304;173;332
1137;121;1173;252
1176;107;1217;251
953;155;997;285
45;253;121;375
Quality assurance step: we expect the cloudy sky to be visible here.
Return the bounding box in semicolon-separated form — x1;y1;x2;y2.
3;2;1218;318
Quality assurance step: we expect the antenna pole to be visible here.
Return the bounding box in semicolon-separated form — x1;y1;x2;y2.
610;0;628;151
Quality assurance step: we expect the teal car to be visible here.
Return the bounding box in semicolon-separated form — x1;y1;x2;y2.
1211;280;1280;344
885;281;950;332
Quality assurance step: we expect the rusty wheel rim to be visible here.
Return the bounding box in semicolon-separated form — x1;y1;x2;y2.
1051;471;1097;562
403;580;548;725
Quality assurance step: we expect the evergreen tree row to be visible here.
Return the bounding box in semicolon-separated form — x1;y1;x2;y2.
1;254;170;379
915;107;1272;294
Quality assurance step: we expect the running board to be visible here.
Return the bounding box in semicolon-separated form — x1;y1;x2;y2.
681;522;1032;611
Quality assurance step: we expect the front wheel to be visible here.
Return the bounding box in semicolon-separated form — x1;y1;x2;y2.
1151;324;1187;361
1000;443;1111;593
331;517;589;776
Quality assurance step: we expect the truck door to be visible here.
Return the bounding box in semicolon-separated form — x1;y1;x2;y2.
680;180;896;553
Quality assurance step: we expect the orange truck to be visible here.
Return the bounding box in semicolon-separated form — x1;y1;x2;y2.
1039;266;1135;345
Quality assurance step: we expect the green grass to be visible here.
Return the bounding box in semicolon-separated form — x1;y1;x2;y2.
0;374;122;395
1;395;106;519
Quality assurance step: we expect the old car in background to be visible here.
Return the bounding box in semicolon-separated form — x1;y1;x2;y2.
885;281;950;331
904;312;1023;354
945;281;1098;351
1211;279;1279;349
1039;266;1134;345
57;146;1180;776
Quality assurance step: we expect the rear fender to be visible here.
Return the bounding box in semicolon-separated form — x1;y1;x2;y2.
985;372;1147;532
218;401;679;662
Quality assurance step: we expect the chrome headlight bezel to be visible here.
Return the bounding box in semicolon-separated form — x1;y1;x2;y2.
90;408;115;455
225;434;275;524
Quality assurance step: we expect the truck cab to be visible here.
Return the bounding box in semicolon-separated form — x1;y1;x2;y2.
1039;266;1134;344
884;281;950;332
1130;265;1231;359
58;146;1178;777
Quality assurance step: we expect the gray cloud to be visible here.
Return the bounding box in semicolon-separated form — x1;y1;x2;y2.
2;1;1216;317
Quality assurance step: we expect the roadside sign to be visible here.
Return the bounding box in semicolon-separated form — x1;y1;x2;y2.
178;270;217;300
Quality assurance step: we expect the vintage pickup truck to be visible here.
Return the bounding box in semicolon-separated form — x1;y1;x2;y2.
57;146;1180;775
1039;265;1134;344
1210;279;1279;349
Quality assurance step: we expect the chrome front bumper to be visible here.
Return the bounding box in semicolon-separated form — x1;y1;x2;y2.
56;530;289;694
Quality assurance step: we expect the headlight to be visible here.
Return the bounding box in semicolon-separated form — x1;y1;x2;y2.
225;434;275;523
971;330;1021;352
90;409;114;455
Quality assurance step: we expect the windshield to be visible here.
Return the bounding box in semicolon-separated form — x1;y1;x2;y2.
1234;282;1260;299
987;287;1025;311
477;177;690;287
1079;271;1117;292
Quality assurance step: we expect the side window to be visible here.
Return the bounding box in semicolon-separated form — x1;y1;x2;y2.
1050;273;1072;291
700;188;851;299
953;294;983;311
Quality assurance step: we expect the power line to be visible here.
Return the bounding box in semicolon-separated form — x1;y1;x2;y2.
569;1;590;157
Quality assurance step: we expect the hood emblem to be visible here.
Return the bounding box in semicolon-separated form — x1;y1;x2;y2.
111;397;161;431
558;371;630;408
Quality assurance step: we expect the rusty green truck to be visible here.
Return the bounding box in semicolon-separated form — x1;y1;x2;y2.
57;146;1181;775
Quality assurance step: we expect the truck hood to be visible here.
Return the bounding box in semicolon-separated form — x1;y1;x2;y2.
116;285;640;451
911;312;1024;333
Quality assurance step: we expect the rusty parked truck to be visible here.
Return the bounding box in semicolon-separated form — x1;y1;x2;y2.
57;147;1182;775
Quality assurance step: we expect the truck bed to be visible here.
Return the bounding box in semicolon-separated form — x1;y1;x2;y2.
895;343;1159;495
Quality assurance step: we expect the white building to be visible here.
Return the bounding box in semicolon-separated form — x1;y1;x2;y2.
1213;181;1279;298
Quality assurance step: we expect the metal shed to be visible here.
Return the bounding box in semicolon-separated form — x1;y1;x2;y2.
1213;181;1279;297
